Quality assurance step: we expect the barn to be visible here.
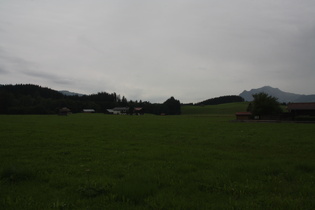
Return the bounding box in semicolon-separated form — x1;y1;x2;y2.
287;103;315;117
134;107;144;115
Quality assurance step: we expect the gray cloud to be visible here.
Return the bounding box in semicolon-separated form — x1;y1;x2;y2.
0;48;74;88
0;67;8;74
0;0;315;102
20;69;73;85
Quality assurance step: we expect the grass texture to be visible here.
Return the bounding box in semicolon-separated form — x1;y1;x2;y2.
181;102;249;115
0;111;314;209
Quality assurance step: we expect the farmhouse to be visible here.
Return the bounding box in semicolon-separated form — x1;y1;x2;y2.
287;103;315;117
107;107;129;115
59;107;71;116
235;112;252;120
106;107;144;115
134;107;144;115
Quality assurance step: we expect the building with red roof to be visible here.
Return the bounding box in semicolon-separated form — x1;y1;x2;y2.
287;103;315;117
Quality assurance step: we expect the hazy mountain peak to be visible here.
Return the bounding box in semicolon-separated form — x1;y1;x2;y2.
240;86;315;103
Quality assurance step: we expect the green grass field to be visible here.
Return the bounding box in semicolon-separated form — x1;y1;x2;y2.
181;102;249;115
1;105;315;209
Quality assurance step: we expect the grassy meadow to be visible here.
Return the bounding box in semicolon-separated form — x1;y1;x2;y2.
181;102;250;115
1;104;315;209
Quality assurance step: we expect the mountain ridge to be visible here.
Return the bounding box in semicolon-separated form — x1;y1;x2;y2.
239;86;315;103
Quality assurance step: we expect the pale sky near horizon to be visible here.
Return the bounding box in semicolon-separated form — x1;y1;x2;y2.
0;0;314;103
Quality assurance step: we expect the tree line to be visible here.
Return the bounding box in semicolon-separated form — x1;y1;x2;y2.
246;92;283;116
0;84;181;115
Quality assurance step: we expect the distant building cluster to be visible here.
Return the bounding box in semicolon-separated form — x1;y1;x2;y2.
106;107;144;115
58;107;144;116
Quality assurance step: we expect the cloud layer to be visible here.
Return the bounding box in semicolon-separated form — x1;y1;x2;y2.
0;0;314;102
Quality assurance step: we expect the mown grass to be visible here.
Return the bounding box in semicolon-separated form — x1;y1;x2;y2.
0;112;314;209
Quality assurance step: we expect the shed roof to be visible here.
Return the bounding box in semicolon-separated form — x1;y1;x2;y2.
287;103;315;110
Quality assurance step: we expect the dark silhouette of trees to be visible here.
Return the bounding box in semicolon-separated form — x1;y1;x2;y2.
195;95;244;106
247;92;282;116
163;96;181;115
0;84;181;115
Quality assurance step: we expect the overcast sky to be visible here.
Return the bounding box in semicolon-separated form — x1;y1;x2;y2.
0;0;314;103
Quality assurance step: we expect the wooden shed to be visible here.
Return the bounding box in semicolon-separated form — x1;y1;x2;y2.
235;112;252;120
134;107;144;115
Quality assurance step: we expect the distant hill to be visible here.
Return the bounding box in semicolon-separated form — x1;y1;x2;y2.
59;90;84;96
182;102;249;115
239;86;315;103
0;84;64;99
295;94;315;102
195;95;244;106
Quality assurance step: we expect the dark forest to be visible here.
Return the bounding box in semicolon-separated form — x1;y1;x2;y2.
0;84;181;115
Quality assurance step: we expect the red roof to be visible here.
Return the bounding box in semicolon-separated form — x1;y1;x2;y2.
287;103;315;110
